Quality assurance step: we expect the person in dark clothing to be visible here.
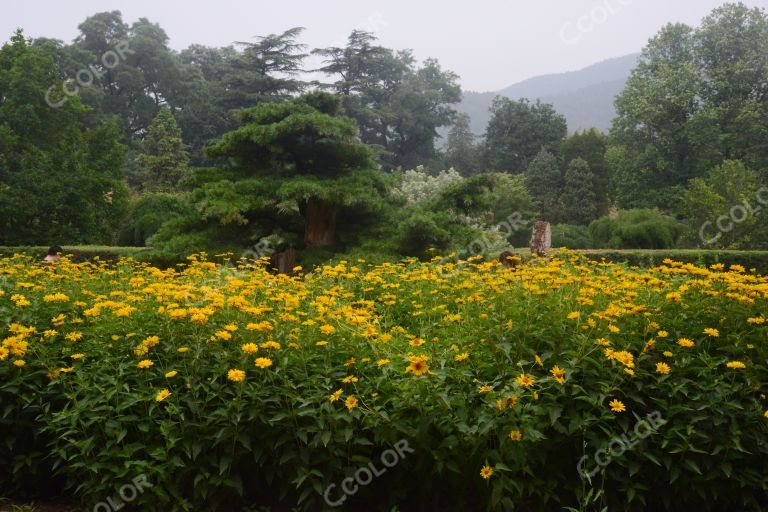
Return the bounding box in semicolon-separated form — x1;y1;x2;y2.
499;251;520;269
43;245;64;263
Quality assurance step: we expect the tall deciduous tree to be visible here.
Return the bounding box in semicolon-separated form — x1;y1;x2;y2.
483;97;567;173
0;31;127;245
611;3;768;208
69;11;198;137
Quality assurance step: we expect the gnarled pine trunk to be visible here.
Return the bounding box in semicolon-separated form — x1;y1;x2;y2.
304;198;337;247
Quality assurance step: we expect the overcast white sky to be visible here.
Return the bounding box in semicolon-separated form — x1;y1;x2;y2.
3;0;767;91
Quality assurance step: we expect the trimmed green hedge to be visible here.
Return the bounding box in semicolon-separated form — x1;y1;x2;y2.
574;249;768;273
495;249;768;273
0;246;152;262
3;246;768;274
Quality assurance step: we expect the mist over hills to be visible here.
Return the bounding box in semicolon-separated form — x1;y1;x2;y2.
454;53;640;138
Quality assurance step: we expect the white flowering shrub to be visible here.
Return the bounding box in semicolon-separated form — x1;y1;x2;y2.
393;166;464;205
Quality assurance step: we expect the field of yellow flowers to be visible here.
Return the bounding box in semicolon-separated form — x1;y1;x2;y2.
1;252;767;511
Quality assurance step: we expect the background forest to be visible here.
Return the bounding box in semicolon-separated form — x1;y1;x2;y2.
1;3;767;265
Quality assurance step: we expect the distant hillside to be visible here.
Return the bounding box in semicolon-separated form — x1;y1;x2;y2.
453;53;640;138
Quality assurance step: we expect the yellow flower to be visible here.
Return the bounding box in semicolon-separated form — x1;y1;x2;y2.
177;347;189;353
224;323;238;332
227;369;246;382
43;293;69;303
330;389;343;402
764;410;768;418
480;465;494;479
342;375;358;383
478;385;494;393
704;328;719;337
515;373;535;388
137;359;154;369
726;361;746;369
455;352;469;362
344;396;359;410
509;430;523;441
320;324;336;335
213;330;232;341
677;338;694;348
65;332;83;342
260;341;281;350
747;316;765;325
502;395;518;409
567;312;580;319
142;336;160;348
13;359;25;367
608;324;620;333
656;362;671;374
534;355;543;367
609;399;626;413
241;343;259;354
550;365;566;384
377;358;390;367
663;351;673;357
315;341;329;347
254;357;273;368
405;355;430;376
155;389;171;402
70;353;85;360
165;370;178;378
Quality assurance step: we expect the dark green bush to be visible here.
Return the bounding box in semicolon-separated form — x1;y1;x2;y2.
589;209;684;249
118;193;192;246
551;224;593;249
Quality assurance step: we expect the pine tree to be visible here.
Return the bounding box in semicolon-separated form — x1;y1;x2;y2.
524;149;563;222
560;158;598;225
135;108;189;192
444;113;479;175
158;92;384;252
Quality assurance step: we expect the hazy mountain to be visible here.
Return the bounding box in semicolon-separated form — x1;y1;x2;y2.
453;53;640;138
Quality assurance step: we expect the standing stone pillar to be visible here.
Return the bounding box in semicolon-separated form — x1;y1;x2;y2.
530;221;551;257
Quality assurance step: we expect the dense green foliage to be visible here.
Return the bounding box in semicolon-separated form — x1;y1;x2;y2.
0;33;128;245
589;209;685;249
611;3;768;210
3;2;768;262
314;31;462;170
560;158;599;225
2;254;768;510
482;97;567;173
134;108;189;191
524;149;563;223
